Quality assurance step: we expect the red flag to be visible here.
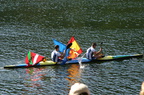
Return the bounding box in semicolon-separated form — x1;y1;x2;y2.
25;51;45;66
67;36;83;59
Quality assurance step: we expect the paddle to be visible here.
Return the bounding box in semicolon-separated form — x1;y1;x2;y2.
100;42;103;49
66;43;72;50
61;43;72;65
100;42;105;57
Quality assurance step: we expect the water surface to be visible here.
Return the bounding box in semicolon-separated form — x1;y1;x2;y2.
0;0;144;94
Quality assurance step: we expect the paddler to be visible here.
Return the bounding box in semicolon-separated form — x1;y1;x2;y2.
51;45;65;63
86;43;104;60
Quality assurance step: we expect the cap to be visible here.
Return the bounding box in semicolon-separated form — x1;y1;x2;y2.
69;83;90;95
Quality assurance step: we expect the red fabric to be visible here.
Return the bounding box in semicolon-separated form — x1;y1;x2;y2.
25;52;44;66
67;36;83;59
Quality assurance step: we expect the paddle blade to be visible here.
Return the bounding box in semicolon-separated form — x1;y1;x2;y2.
101;42;103;45
66;43;72;49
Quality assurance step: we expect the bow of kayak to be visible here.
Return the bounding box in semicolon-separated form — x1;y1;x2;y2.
97;54;143;61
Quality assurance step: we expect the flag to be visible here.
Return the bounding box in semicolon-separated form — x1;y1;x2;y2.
53;39;66;52
52;39;71;65
67;36;83;59
25;51;45;66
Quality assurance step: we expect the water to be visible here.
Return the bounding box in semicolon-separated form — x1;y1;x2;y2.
0;0;144;94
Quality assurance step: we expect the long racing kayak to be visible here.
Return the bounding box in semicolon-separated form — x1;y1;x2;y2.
4;54;143;68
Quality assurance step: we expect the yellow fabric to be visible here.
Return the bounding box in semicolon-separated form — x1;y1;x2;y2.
70;40;81;51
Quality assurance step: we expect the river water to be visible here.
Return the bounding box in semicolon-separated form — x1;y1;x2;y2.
0;0;144;95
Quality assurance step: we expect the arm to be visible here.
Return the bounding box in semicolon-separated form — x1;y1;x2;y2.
94;48;102;55
58;52;65;59
97;48;102;54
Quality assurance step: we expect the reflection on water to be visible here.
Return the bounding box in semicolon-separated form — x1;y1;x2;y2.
22;65;85;94
24;67;46;87
66;64;82;86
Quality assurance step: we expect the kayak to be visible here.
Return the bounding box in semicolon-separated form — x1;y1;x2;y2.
4;54;143;68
